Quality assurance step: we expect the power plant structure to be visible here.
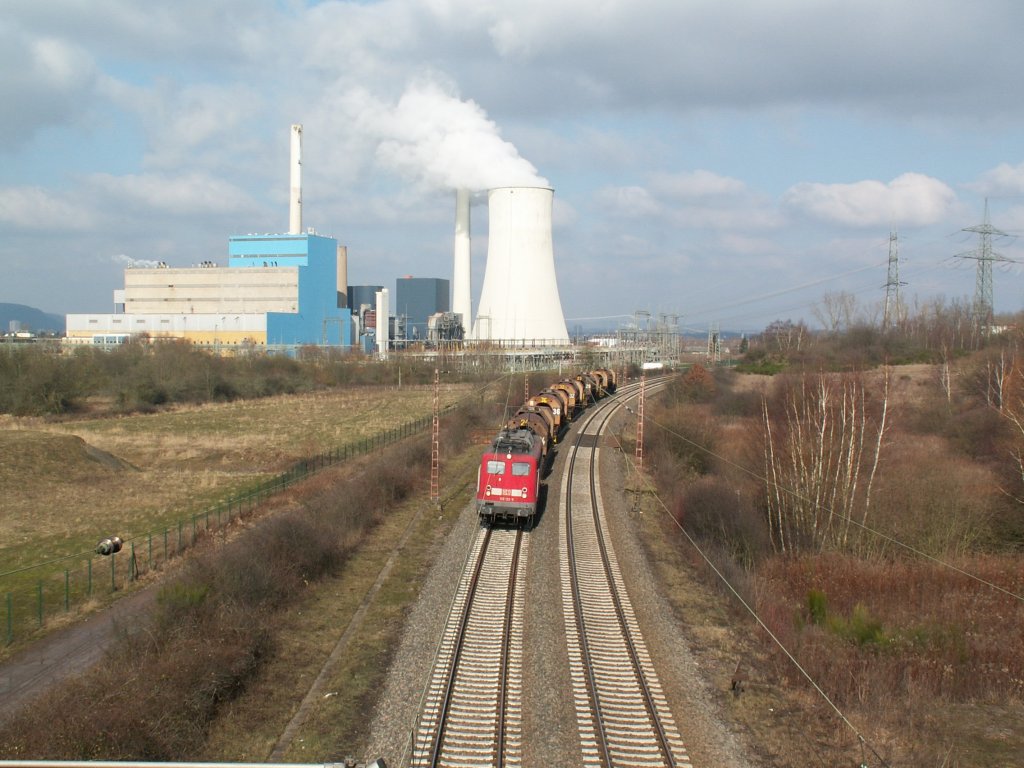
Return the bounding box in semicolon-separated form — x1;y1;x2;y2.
63;125;580;358
65;125;353;349
461;186;570;346
452;189;472;333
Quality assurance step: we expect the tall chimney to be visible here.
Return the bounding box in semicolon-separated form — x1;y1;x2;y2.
336;245;348;308
452;188;472;334
289;124;302;234
472;187;568;344
375;288;390;360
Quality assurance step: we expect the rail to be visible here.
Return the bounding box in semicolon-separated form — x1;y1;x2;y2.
561;380;683;766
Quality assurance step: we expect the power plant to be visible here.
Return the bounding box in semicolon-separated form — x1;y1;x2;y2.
65;125;353;348
64;125;573;354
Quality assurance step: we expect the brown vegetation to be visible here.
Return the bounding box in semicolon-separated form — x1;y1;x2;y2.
639;325;1024;764
0;389;502;759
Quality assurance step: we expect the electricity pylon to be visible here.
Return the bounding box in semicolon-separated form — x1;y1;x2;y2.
956;200;1013;329
882;230;906;330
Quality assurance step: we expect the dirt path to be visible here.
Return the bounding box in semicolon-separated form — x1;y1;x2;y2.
0;588;157;725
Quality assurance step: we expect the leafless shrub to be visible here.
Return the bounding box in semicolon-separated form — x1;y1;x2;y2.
756;554;1024;713
674;476;770;567
0;426;442;758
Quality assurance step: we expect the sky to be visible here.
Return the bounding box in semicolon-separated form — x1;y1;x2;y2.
4;0;1024;334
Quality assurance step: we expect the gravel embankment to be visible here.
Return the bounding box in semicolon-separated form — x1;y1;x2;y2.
362;499;481;766
596;421;759;767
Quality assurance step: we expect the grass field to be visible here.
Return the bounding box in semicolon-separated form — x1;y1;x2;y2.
0;383;475;645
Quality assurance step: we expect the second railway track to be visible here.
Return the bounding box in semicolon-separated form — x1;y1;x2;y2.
560;387;692;768
410;525;528;768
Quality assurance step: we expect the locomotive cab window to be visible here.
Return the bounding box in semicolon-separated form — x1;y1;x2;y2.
511;462;531;476
486;460;506;475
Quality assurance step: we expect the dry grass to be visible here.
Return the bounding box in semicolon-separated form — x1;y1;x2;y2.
0;392;490;761
756;554;1024;766
0;385;473;635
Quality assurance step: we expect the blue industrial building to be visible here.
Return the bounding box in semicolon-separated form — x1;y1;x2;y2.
227;233;352;347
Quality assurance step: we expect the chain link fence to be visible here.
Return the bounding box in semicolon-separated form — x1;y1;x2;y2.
2;414;435;646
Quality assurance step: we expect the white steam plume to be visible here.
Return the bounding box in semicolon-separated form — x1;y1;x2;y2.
358;78;547;192
111;254;161;268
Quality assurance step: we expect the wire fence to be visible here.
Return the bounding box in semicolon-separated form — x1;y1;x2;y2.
2;414;435;646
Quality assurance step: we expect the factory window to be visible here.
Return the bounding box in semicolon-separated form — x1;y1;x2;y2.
486;460;506;475
511;462;531;477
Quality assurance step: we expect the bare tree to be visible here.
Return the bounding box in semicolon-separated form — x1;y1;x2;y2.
761;370;890;552
813;291;858;333
763;319;809;355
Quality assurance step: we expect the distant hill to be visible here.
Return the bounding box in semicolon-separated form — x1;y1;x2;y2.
0;303;65;334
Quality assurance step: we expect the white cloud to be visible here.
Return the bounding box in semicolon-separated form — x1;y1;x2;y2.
594;186;661;218
967;162;1024;197
0;186;95;231
85;172;262;219
782;173;957;228
0;25;98;145
595;170;780;231
648;170;748;200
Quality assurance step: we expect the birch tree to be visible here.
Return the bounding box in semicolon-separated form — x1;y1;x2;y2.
761;370;890;553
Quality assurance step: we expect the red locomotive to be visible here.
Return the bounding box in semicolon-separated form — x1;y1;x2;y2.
476;428;545;525
476;368;617;526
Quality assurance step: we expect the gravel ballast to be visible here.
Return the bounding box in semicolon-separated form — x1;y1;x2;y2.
365;407;760;767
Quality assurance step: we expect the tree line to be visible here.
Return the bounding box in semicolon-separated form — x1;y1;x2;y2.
0;341;480;417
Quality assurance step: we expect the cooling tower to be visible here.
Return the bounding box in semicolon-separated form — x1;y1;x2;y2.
472;187;569;344
452;188;472;332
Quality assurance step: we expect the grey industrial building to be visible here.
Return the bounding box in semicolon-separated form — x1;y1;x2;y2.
395;277;450;341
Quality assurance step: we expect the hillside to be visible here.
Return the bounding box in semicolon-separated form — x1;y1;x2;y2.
0;303;64;333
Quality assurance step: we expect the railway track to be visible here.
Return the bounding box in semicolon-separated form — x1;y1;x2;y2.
409;524;528;768
560;387;691;767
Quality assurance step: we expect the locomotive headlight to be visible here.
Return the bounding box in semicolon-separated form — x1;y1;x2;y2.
521;487;528;498
485;485;492;496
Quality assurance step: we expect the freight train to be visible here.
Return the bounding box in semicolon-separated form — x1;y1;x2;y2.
476;368;617;525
